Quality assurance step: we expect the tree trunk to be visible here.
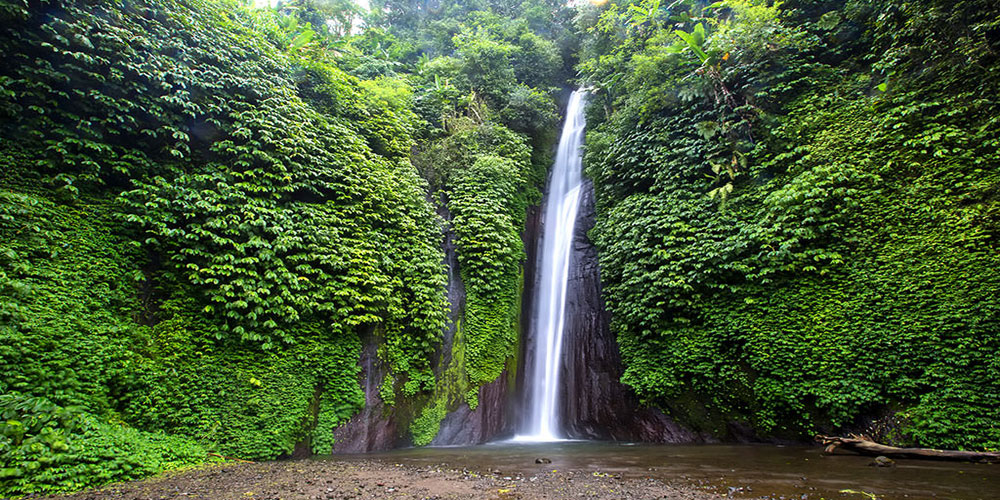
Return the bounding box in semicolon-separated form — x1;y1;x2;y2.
816;435;1000;463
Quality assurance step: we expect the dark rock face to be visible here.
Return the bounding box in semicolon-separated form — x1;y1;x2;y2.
438;203;465;366
431;370;512;445
433;203;544;445
333;202;469;453
333;202;517;452
428;202;518;445
332;334;400;453
557;179;701;443
514;203;543;431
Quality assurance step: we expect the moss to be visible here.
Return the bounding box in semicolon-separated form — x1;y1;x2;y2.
410;398;448;447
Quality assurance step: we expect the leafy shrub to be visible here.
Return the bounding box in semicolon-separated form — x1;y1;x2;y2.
579;0;1000;448
0;395;206;498
449;155;527;387
0;0;451;492
501;84;559;135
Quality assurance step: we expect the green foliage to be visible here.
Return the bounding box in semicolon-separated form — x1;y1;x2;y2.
0;0;449;352
378;373;397;408
0;395;207;497
382;3;563;405
0;174;365;491
510;32;561;89
453;29;518;105
409;398;447;447
4;0;995;485
371;0;567;140
0;185;141;413
355;15;569;419
501;84;559;135
1;0;574;489
580;0;1000;448
673;22;710;63
0;0;465;493
409;119;534;413
355;13;568;419
449;155;528;386
280;0;363;39
120;316;366;459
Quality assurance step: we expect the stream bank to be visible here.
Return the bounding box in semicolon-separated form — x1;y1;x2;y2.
35;459;715;500
35;441;1000;500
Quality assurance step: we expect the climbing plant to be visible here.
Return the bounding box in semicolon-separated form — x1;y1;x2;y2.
579;0;1000;448
0;0;451;495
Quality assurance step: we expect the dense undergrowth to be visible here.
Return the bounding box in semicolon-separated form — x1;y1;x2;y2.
365;0;570;444
578;0;1000;448
0;0;569;494
0;0;439;493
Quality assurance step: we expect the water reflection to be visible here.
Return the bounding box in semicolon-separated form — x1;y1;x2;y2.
328;441;999;500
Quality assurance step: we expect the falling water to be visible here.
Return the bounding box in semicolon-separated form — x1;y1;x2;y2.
515;89;587;442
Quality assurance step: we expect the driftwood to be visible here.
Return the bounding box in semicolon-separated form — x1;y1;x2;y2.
816;435;1000;463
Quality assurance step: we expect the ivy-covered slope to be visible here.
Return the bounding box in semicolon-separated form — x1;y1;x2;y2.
0;0;577;492
578;0;1000;449
353;0;572;445
0;0;452;495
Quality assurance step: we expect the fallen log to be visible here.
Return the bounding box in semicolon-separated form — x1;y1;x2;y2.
816;435;1000;463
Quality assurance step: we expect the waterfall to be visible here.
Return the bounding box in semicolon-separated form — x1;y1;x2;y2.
515;89;588;442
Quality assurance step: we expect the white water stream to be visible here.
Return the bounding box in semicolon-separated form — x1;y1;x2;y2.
514;89;587;442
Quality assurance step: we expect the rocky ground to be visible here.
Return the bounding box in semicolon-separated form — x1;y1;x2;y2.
40;459;724;500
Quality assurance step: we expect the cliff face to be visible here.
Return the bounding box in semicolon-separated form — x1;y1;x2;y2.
333;120;701;453
333;334;399;453
331;179;701;452
333;204;519;451
430;371;512;445
431;199;518;445
559;180;701;443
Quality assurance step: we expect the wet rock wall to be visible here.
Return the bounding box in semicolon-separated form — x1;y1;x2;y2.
558;180;702;443
332;204;519;452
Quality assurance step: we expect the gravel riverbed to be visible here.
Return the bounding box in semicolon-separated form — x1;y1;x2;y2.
40;459;723;500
